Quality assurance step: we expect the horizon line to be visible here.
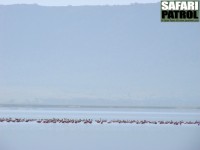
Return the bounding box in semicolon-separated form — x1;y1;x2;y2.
0;2;160;7
0;104;200;110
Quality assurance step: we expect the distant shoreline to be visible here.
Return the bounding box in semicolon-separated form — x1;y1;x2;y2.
1;104;200;110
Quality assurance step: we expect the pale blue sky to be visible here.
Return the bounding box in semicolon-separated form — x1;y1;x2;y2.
0;3;199;106
0;0;158;5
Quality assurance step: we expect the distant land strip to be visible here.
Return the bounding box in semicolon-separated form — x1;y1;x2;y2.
1;104;200;110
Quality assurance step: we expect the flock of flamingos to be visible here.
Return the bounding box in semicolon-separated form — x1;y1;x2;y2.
0;118;200;126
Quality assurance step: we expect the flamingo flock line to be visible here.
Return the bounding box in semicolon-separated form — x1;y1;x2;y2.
0;118;200;126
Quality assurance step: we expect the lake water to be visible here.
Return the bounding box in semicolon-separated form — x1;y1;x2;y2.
0;106;200;150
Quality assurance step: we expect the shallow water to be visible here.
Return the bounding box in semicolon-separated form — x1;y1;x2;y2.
0;105;200;121
0;106;200;150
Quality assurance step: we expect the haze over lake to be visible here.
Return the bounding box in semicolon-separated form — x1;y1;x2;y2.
0;4;200;107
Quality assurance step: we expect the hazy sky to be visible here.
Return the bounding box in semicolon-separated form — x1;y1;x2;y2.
0;0;158;6
0;3;199;106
